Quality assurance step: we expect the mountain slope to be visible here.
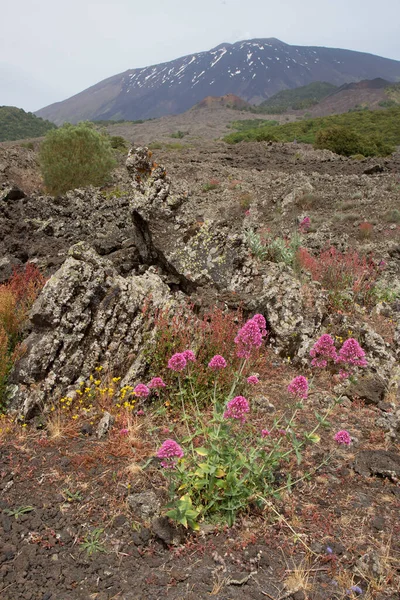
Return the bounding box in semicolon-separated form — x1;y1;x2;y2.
36;38;400;124
0;106;56;142
256;81;337;112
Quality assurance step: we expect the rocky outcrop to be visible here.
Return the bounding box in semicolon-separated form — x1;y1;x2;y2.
8;242;179;418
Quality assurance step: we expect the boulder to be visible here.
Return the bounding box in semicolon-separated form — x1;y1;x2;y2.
8;242;179;418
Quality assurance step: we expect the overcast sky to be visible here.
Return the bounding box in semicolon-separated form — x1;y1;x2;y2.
2;0;400;112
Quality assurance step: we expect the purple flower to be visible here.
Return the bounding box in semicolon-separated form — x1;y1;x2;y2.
182;350;196;362
336;338;367;369
235;315;267;359
133;383;150;398
167;353;187;372
334;430;351;445
347;585;363;595
287;375;308;399
247;375;259;385
326;546;333;554
208;355;227;370
310;334;337;368
156;439;184;469
223;396;250;423
148;377;166;389
261;429;270;438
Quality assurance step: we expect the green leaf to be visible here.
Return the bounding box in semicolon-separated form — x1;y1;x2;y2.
305;433;321;444
195;447;208;456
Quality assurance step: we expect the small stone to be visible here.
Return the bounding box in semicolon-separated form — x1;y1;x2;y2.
96;412;115;439
371;515;385;531
151;516;184;545
127;490;160;520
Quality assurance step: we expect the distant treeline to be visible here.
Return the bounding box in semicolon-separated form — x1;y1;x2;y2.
235;82;337;114
0;106;56;142
224;106;400;156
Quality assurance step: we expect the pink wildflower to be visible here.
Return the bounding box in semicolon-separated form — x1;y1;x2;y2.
133;383;150;398
182;350;196;362
167;353;187;372
299;216;311;232
261;429;270;438
156;439;184;469
252;313;267;335
310;334;337;368
223;396;250;423
208;355;227;370
148;377;166;388
136;409;145;416
334;430;351;445
247;375;259;385
119;428;129;436
234;315;267;358
287;375;308;399
339;369;350;379
336;338;367;369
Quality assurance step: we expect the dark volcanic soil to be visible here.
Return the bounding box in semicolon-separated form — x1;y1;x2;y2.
0;136;400;599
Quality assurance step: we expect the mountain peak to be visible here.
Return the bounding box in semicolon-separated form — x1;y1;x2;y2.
36;38;400;125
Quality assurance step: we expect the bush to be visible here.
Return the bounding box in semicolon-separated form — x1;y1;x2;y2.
314;126;394;157
297;246;381;308
0;264;45;411
109;135;128;151
39;122;117;194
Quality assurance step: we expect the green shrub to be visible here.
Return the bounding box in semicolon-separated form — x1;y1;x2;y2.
314;126;394;157
39;122;117;195
109;135;128;151
170;130;187;139
224;106;400;154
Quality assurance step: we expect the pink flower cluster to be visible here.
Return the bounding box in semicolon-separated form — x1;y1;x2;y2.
247;375;259;385
148;377;166;389
223;396;250;423
310;334;367;376
287;375;308;399
167;353;187;372
310;334;337;368
334;430;351;445
337;338;367;368
183;350;196;363
156;439;184;469
261;429;270;438
133;383;150;397
234;314;267;359
208;355;227;370
167;350;196;372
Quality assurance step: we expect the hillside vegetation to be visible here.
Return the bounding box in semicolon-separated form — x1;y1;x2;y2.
224;106;400;155
249;82;337;114
0;106;56;142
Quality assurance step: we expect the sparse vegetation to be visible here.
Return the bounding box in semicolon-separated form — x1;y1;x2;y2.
39;122;117;194
170;130;188;139
202;179;220;192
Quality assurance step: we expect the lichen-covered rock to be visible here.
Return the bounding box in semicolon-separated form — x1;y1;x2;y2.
8;242;178;418
230;260;326;357
127;146;188;217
